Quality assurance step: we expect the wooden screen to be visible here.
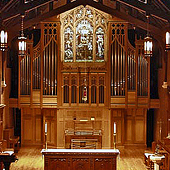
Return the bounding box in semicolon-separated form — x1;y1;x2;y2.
99;75;104;103
91;76;97;104
71;75;77;103
63;73;105;105
63;75;69;103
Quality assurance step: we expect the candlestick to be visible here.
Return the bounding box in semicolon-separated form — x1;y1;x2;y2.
45;122;47;150
113;133;116;149
45;133;47;150
114;122;116;134
45;122;47;133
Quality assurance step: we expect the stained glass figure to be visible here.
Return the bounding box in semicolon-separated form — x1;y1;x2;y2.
96;27;104;61
76;19;93;61
64;27;74;61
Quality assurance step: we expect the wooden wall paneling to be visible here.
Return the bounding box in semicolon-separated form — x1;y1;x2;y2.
89;73;91;106
124;109;133;144
61;73;64;106
77;70;80;106
125;118;133;143
21;108;23;145
102;109;111;148
135;118;144;143
57;109;65;148
43;109;57;146
134;109;146;144
22;108;34;144
69;73;71;106
96;73;99;105
111;109;125;146
34;109;42;144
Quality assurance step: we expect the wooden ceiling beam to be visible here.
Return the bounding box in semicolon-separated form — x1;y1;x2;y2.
7;0;162;39
117;0;170;22
2;0;54;22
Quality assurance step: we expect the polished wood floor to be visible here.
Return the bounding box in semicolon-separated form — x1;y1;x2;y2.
10;146;147;170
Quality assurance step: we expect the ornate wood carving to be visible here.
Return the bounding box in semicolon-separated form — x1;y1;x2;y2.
42;149;119;170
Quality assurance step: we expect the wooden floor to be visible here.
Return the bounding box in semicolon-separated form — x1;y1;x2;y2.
10;146;147;170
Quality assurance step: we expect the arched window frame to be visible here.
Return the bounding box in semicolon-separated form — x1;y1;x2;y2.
61;5;108;62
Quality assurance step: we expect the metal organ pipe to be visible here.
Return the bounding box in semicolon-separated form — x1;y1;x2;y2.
55;42;57;95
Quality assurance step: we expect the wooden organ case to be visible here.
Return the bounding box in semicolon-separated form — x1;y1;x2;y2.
17;6;159;148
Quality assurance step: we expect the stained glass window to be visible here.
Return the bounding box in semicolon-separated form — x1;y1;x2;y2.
61;6;108;62
96;27;104;61
64;27;73;62
76;20;93;61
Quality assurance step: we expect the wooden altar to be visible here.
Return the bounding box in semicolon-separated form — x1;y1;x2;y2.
42;149;120;170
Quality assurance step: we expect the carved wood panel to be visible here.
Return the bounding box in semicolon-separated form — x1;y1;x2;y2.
43;151;119;170
48;158;67;170
43;109;57;146
111;108;146;146
94;158;113;170
72;158;90;170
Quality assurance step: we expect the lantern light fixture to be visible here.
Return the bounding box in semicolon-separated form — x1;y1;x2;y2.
18;15;26;56
0;29;7;51
166;31;170;51
144;15;153;57
162;31;170;89
144;36;153;57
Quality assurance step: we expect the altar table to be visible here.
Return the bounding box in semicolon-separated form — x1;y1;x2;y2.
41;149;120;170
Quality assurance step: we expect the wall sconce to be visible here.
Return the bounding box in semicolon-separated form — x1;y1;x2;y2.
18;15;26;57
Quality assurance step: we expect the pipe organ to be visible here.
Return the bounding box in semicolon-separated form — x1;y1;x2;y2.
42;23;58;96
110;23;126;96
16;5;159;148
33;42;41;90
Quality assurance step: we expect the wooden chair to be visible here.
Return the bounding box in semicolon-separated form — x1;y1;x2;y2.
3;128;20;153
144;141;157;170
